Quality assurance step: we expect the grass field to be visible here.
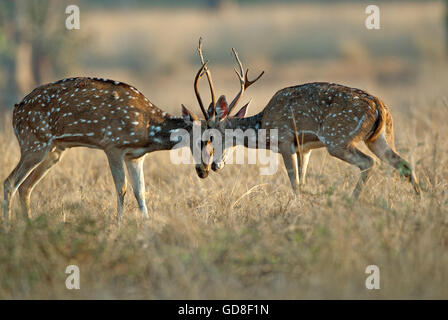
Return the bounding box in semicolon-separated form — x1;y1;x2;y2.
0;1;448;299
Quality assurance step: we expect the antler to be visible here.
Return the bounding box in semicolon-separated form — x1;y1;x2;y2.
194;60;210;120
228;48;265;115
197;37;216;112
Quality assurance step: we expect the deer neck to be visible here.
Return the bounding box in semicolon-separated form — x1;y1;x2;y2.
226;110;264;149
145;116;191;151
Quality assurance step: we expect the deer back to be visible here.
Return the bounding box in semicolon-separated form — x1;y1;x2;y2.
262;82;383;148
12;77;171;153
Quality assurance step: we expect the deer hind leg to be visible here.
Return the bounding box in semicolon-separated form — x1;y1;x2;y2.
3;150;48;227
106;150;127;221
327;145;374;199
297;149;312;186
366;132;420;195
280;144;300;194
125;156;149;219
18;147;65;219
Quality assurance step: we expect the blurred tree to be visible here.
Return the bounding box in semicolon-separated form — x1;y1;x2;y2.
0;0;84;109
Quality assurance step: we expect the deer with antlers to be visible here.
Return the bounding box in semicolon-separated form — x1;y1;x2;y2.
200;44;420;198
3;49;218;226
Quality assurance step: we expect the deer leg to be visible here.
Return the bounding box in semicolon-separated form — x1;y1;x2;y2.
125;156;149;219
280;144;300;194
18;148;65;219
297;149;312;186
367;132;420;195
3;150;48;227
106;151;127;221
327;145;374;199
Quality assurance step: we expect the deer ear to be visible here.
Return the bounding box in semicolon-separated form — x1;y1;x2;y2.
207;102;215;120
234;99;251;118
215;95;229;121
181;104;198;124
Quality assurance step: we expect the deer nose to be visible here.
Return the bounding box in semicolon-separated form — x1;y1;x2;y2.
212;161;223;171
196;166;209;179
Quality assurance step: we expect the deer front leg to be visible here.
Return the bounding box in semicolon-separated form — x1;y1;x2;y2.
106;150;127;221
125;156;149;219
280;144;300;194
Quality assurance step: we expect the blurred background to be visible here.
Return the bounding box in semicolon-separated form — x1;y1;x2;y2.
0;0;446;117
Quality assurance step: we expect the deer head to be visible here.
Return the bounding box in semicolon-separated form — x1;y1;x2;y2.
203;46;264;172
181;39;219;178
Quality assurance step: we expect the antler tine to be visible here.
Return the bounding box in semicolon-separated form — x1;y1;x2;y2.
198;37;206;64
194;60;210;120
197;37;216;112
228;48;264;115
244;69;265;90
232;48;245;80
228;48;246;114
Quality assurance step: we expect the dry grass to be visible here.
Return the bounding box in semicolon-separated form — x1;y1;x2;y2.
1;1;448;299
1;91;447;299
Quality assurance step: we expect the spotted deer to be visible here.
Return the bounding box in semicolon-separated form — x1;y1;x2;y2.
3;63;216;226
204;46;421;198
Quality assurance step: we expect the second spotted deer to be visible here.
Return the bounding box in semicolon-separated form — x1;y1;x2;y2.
203;46;420;198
